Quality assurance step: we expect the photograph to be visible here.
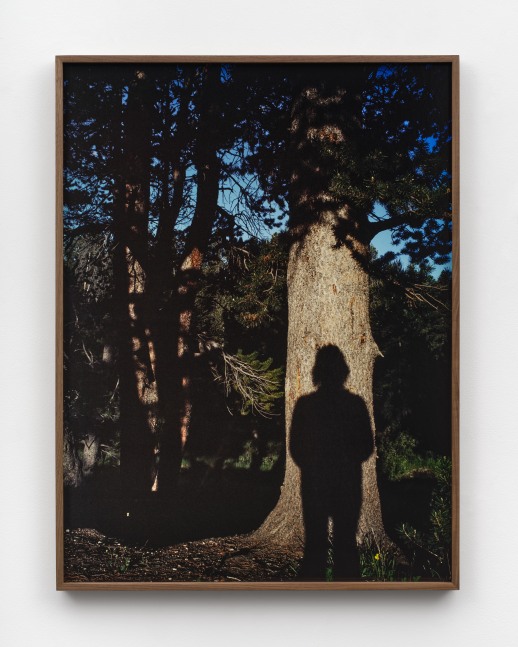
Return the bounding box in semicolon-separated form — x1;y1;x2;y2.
57;56;458;589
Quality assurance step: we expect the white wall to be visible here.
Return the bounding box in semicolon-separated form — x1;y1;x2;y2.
1;1;516;645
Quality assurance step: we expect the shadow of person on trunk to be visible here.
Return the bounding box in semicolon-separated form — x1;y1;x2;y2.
290;345;373;580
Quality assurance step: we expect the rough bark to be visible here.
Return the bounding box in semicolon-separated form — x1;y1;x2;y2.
255;79;389;549
255;213;385;547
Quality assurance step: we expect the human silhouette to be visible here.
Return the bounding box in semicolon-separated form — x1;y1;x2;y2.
290;345;373;580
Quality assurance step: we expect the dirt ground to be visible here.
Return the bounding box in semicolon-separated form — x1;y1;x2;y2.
64;528;301;583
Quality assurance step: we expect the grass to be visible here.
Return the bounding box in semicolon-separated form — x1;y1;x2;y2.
380;432;451;482
359;543;399;581
378;432;452;581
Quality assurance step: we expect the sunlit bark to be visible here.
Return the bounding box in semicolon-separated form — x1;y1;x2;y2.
256;81;389;548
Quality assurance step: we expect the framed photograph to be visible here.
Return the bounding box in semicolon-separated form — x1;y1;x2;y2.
56;56;459;590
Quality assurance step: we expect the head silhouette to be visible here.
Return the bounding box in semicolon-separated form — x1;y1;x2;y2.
312;345;349;389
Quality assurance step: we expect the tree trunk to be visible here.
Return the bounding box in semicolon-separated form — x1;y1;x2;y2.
112;69;159;498
154;73;191;296
152;75;191;490
81;432;99;477
156;65;222;493
63;426;82;487
255;79;389;549
255;212;386;547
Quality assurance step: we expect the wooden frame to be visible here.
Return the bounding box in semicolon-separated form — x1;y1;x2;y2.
56;55;459;590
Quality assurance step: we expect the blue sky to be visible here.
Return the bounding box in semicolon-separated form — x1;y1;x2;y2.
370;202;451;279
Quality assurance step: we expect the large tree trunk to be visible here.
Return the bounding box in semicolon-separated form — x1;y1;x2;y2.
255;212;386;547
255;78;389;550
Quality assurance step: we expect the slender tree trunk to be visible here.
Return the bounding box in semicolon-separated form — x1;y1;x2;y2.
81;432;99;477
152;76;190;487
63;426;82;487
112;69;159;498
156;65;222;493
255;79;389;549
154;73;191;295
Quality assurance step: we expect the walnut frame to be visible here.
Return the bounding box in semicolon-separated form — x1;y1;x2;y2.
56;55;459;591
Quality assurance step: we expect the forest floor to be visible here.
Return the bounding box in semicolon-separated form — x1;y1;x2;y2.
63;463;442;583
63;464;304;582
64;528;301;582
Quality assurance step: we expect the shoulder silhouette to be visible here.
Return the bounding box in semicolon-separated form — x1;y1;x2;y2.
290;345;373;472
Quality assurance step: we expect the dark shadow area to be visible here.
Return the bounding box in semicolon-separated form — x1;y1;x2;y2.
64;451;285;548
380;472;435;534
290;345;373;580
63;456;293;582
